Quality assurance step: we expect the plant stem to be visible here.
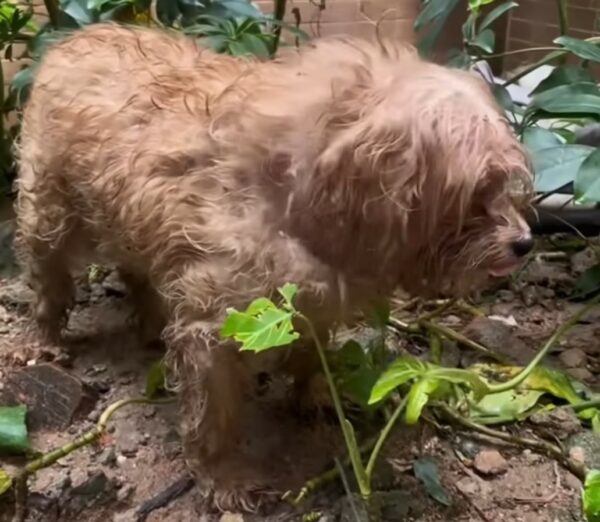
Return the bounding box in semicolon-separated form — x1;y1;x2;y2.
487;293;600;393
272;0;287;55
557;0;568;37
365;395;408;479
438;404;586;479
43;0;60;28
300;314;370;498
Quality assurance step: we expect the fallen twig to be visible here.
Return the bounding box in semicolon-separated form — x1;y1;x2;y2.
10;397;175;522
135;474;195;522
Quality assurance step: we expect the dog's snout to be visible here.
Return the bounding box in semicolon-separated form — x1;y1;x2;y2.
511;236;534;257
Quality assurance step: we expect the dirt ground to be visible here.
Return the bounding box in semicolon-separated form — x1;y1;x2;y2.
1;221;600;522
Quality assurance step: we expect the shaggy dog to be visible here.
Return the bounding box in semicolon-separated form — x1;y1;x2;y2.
15;23;533;510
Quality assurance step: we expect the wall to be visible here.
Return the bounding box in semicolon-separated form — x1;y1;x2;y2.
504;0;600;72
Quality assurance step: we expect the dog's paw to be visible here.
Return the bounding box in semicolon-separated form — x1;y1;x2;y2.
211;484;281;513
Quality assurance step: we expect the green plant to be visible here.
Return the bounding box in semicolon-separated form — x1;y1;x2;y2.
0;0;306;199
220;283;600;515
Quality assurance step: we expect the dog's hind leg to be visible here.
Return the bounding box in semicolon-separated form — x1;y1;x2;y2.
14;170;77;343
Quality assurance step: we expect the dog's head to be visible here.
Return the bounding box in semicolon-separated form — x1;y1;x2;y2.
293;41;533;297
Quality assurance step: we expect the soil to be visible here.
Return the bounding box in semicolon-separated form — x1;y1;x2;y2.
1;217;599;522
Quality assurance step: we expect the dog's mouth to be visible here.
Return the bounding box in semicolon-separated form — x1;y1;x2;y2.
488;260;522;278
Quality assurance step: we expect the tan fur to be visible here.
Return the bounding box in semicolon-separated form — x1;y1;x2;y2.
15;23;532;510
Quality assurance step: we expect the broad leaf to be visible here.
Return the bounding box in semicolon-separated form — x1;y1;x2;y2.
220;289;300;352
472;28;495;54
145;360;166;398
575;148;600;203
531;83;600;117
584;469;600;522
471;388;544;421
530;145;593;192
479;1;518;31
574;264;600;298
368;356;427;404
554;36;600;63
522;127;562;152
415;0;461;55
531;65;596;96
278;282;298;310
405;377;441;424
0;405;28;455
413;457;452;506
0;468;12;496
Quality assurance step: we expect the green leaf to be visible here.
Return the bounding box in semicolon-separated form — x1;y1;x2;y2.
479;1;518;31
415;0;461;55
405;377;441;424
413;457;452;506
531;65;596;96
583;469;600;522
145;360;166;398
593;413;600;435
522;127;562;152
220;290;300;352
471;388;544;420
472;28;495;54
492;83;515;113
468;0;496;11
575;148;600;203
530;144;594;192
531;83;600;117
278;282;298;310
0;405;28;455
0;468;12;496
554;36;600;63
368;356;427;404
574;264;600;298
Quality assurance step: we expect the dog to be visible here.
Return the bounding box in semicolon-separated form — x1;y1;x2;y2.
15;23;533;510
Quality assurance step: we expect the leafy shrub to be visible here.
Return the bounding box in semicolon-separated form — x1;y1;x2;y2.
0;0;305;197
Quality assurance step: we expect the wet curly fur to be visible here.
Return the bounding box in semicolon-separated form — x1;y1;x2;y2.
15;23;533;510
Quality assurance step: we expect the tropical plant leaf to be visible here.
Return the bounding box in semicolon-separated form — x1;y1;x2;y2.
0;468;12;496
522;127;562;152
530;144;593;192
531;65;596;96
0;405;28;455
530;83;600;117
554;36;600;63
471;388;545;421
472;28;495;53
368;356;427;404
413;457;452;506
145;359;167;398
220;287;300;351
415;0;461;55
479;1;518;31
575;148;600;203
584;469;600;522
405;377;442;424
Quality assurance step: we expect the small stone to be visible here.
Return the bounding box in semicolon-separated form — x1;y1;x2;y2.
473;449;508;476
559;348;587;368
116;455;128;466
98;447;117;467
117;484;135;503
143;406;157;418
456;477;479;495
219;513;246;522
112;509;138;522
102;271;128;296
497;290;515;302
569;446;586;464
566;367;593;382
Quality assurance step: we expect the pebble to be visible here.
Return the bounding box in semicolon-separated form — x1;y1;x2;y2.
569;446;586;465
566;367;593;382
116;454;128;466
98;446;117;467
473;449;508;476
117;484;135;503
455;477;478;495
559;348;587;368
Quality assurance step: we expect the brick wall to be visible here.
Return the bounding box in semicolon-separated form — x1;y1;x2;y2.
504;0;600;72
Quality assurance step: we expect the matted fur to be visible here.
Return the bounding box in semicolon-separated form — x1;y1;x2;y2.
15;23;533;510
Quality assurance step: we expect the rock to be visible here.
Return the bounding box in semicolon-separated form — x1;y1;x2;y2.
473;449;508;476
98;447;117;467
559;348;587;368
462;316;536;365
456;477;479;495
117;433;140;457
117;455;128;466
569;446;586;465
571;248;597;275
529;408;581;439
567;432;600;469
60;471;118;517
113;509;138;522
0;363;98;430
566;367;593;382
497;290;515;302
117;483;135;503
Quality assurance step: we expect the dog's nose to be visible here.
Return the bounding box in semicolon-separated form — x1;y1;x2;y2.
511;236;534;257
